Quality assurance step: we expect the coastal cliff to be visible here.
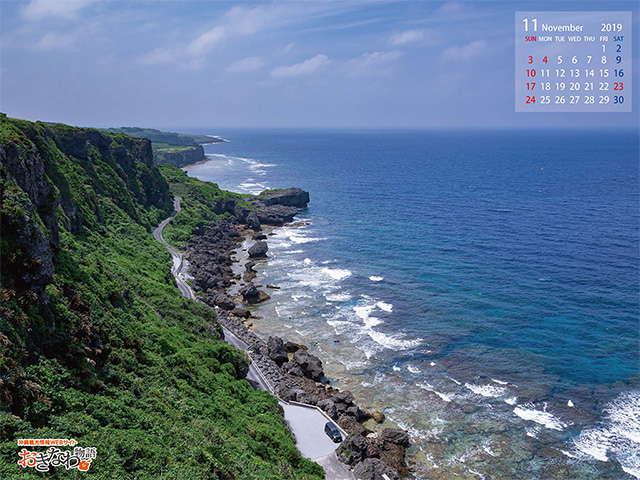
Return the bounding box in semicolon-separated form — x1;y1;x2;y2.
103;126;225;167
159;164;410;479
159;144;206;166
0;115;322;479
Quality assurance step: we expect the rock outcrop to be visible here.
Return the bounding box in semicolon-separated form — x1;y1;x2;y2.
214;293;235;311
158;145;205;167
336;435;368;466
267;336;288;366
283;350;324;382
248;240;268;258
352;458;399;480
239;282;270;305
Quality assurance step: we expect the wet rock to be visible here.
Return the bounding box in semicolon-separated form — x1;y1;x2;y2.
252;233;267;240
371;411;385;424
248;240;268;258
267;336;288;366
284;341;305;353
231;307;251;319
239;282;270;304
336;434;368;466
381;428;410;447
214;293;235;311
243;261;257;281
352;458;399;480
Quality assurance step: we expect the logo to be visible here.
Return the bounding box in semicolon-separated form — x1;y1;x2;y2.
17;439;96;472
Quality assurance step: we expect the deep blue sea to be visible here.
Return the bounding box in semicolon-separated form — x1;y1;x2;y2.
184;129;639;479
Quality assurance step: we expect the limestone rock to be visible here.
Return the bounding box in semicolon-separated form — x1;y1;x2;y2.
352;458;399;480
214;293;235;311
248;240;268;258
381;428;410;447
267;336;288;366
336;434;367;466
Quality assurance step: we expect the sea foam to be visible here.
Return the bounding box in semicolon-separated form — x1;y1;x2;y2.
571;391;640;479
513;403;566;431
464;383;508;398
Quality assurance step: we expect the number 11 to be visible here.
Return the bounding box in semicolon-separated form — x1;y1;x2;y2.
523;18;538;32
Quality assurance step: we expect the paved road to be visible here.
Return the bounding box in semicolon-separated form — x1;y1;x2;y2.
153;199;355;479
152;198;193;299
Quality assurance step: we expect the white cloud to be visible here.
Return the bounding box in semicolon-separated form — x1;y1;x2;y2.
23;0;95;20
33;30;78;50
347;50;403;77
186;26;226;57
389;29;425;46
441;40;487;61
271;54;330;78
437;2;463;14
226;56;266;74
139;46;179;66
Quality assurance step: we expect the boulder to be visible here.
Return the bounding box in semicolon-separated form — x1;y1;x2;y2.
381;428;410;447
282;361;305;379
284;341;305;353
295;391;319;406
267;336;288;366
256;205;299;225
336;434;368;466
337;415;367;436
246;211;260;229
231;307;251;319
214;293;235;311
248;240;268;258
346;405;371;422
333;390;355;406
371;411;386;424
290;350;324;381
239;282;270;304
317;399;338;421
351;458;399;480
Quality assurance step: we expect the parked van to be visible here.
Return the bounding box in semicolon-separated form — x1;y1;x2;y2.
324;422;342;443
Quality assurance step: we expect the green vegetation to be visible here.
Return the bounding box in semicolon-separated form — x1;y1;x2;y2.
102;127;214;146
158;164;248;248
0;117;323;479
103;127;222;166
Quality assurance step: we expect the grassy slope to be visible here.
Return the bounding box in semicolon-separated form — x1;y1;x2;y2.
158;164;249;248
0;117;323;480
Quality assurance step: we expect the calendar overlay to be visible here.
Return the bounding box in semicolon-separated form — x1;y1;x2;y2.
516;12;632;112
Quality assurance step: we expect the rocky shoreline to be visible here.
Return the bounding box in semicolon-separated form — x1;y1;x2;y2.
182;187;411;479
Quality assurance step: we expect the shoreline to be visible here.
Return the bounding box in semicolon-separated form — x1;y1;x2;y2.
180;190;412;479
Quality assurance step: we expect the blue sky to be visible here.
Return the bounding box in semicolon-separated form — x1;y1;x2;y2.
1;0;638;129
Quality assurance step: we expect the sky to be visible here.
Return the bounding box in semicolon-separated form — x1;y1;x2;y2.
1;0;638;129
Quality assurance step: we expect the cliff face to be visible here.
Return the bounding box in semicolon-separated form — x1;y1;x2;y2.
0;116;322;480
157;144;205;166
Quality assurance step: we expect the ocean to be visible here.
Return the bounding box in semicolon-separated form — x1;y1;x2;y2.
183;129;639;479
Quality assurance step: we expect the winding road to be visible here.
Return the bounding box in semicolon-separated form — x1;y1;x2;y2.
153;198;355;480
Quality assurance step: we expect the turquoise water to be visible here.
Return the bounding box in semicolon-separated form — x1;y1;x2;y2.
185;130;639;479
